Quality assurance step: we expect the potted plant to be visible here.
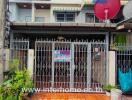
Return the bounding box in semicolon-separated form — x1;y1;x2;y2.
0;59;33;100
103;84;117;96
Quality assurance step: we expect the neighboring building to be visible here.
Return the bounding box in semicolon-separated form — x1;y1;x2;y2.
0;0;5;83
0;0;3;84
9;0;131;92
0;0;9;83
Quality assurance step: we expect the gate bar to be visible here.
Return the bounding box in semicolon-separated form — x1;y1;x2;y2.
70;43;74;89
52;42;55;88
87;43;91;88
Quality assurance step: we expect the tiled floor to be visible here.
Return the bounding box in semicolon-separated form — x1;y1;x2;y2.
122;95;132;100
31;93;110;100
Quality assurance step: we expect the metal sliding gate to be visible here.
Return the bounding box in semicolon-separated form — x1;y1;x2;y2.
116;45;132;83
34;41;108;92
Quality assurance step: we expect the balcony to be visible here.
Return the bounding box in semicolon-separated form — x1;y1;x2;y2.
10;3;32;22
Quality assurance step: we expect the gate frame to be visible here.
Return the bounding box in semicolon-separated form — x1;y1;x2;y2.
34;41;108;92
10;40;29;70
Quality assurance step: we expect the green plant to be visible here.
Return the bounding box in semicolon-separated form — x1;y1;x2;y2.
114;34;126;44
0;59;33;100
110;34;127;50
103;84;117;92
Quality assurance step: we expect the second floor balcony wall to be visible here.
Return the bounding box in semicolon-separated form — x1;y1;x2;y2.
35;9;50;23
9;0;128;23
9;0;82;4
9;3;18;22
18;8;32;22
52;0;82;5
9;3;32;22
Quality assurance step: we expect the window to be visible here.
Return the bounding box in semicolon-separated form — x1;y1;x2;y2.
35;17;45;22
85;13;99;23
25;16;31;22
55;12;75;22
66;13;75;22
56;13;65;22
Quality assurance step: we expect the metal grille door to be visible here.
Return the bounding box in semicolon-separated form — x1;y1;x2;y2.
34;42;52;88
34;41;108;92
54;42;71;89
10;40;29;70
91;43;107;87
73;43;91;89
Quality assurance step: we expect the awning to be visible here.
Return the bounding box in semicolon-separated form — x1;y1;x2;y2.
83;0;95;4
53;7;81;12
117;18;132;30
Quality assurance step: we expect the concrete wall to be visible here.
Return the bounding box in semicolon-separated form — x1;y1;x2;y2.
9;3;32;22
9;0;129;5
27;49;34;79
12;5;94;23
108;51;116;86
3;49;10;72
17;8;32;22
9;2;83;23
76;8;94;23
35;9;50;23
9;0;82;4
52;0;82;4
0;0;5;83
9;3;18;22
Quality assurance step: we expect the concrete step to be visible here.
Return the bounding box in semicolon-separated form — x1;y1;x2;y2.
31;93;110;100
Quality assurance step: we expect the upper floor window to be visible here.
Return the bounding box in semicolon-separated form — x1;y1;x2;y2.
85;13;100;23
55;12;75;22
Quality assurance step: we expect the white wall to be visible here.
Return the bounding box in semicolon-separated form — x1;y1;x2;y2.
28;49;34;79
35;9;50;23
9;3;32;22
109;51;116;85
17;8;32;22
10;1;96;23
76;9;94;23
9;3;18;22
52;0;82;4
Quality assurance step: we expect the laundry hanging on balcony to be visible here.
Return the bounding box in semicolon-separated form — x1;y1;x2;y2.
118;68;132;93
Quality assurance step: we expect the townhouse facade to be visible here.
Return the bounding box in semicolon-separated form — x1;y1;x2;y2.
8;0;131;92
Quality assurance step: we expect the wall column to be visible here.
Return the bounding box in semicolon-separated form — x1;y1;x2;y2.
27;49;34;80
108;51;116;85
31;3;35;22
0;0;5;83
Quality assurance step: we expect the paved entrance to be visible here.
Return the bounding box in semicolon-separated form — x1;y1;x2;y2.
31;93;110;100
